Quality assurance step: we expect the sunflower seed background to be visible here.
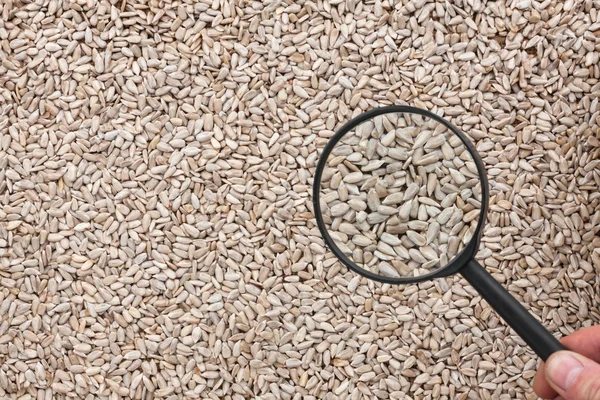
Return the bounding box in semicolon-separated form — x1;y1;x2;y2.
0;0;599;399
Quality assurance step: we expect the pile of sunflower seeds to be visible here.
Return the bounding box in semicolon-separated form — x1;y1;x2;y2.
319;112;481;278
0;0;599;399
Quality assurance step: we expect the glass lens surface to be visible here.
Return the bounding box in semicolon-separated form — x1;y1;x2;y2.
319;111;482;279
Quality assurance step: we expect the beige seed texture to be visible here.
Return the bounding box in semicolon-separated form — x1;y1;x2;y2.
0;0;599;399
319;113;482;278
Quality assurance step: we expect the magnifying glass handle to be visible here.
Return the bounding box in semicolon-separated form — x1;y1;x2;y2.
460;259;566;361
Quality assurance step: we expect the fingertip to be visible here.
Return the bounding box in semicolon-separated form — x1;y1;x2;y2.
559;326;600;363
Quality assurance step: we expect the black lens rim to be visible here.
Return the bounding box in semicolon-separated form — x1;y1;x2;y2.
312;105;490;285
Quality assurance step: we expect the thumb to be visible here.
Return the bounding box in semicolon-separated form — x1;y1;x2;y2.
545;351;600;400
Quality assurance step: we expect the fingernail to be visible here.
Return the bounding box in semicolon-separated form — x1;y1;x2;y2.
546;352;584;391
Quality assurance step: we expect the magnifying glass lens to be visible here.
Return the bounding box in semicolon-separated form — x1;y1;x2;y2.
319;111;483;279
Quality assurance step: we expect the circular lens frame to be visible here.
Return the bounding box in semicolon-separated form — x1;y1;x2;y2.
313;106;490;284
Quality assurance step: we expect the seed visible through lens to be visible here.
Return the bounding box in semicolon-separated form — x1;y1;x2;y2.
319;112;482;278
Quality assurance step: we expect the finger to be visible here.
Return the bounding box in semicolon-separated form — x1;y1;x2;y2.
560;326;600;363
533;362;558;399
533;327;600;399
545;351;600;400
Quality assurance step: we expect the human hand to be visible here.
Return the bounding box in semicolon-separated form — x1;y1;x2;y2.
533;326;600;400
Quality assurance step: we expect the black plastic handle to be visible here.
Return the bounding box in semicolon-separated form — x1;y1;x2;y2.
460;259;565;361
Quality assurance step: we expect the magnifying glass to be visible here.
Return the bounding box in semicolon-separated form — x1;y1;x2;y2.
313;105;566;361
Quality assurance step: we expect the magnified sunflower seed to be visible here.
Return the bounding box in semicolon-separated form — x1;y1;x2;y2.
320;112;481;278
